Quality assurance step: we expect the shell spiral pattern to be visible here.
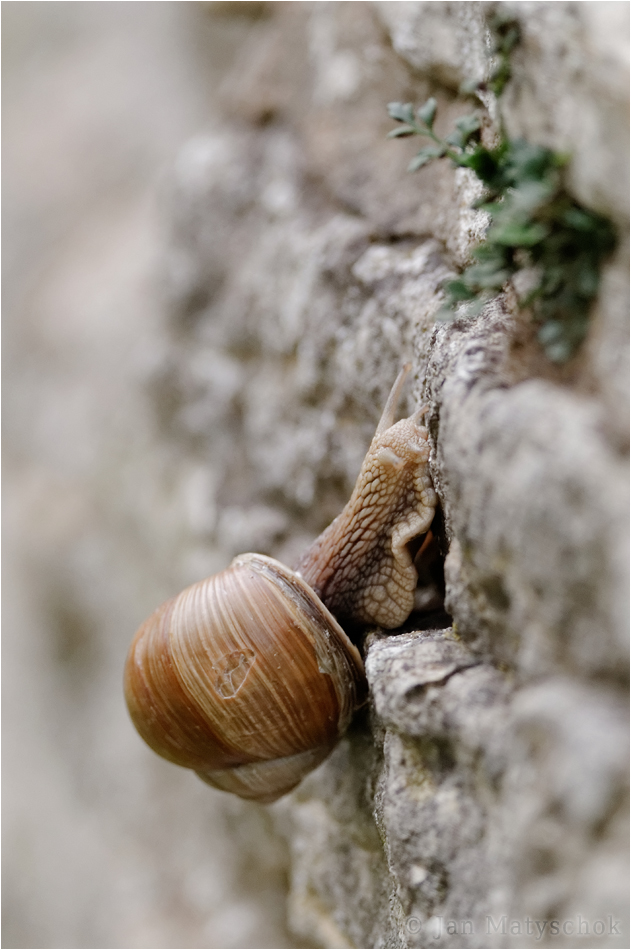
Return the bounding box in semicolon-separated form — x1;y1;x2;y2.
124;554;367;802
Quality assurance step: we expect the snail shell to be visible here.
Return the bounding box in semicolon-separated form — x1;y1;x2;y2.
124;365;437;802
124;554;366;803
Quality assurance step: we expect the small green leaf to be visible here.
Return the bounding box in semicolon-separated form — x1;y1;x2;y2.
460;147;500;184
455;114;481;135
444;279;475;301
387;126;417;138
562;207;597;231
489;221;549;247
465;267;511;291
407;145;446;172
408;154;432;171
417;97;437;129
509;179;557;213
446;114;481;149
387;102;415;124
503;140;556;183
472;242;511;267
446;130;465;149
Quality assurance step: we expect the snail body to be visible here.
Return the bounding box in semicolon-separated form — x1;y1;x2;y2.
124;366;437;802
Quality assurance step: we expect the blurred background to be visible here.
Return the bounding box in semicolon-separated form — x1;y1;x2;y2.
3;4;299;947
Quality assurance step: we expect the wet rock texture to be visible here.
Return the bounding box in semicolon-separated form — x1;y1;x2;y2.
5;2;627;948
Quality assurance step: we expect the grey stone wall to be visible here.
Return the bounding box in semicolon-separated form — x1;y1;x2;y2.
162;5;628;946
5;3;628;948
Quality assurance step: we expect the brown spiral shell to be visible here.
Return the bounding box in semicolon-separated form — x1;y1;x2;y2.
124;554;367;803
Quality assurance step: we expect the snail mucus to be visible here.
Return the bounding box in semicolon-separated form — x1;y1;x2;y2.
124;365;438;803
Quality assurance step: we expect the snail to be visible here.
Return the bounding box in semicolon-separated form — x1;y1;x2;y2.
124;364;437;803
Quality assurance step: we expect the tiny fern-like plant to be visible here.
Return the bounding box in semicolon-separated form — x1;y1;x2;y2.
387;99;616;363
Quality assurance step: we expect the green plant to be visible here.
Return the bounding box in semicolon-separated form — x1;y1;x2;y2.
387;99;617;363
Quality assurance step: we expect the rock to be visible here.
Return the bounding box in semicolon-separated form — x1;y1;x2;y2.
374;1;489;91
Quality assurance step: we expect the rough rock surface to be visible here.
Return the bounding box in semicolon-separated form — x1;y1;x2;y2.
5;3;628;948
